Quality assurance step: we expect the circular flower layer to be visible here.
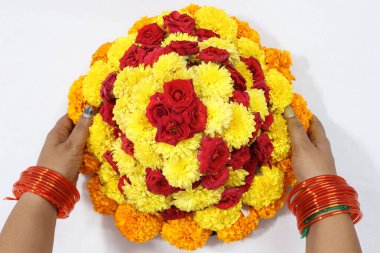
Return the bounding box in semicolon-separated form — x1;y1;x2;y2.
67;3;312;250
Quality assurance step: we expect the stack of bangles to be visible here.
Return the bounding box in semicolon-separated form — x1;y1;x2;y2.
286;174;363;238
5;166;80;218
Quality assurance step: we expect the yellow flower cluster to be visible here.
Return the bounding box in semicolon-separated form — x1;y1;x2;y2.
66;4;311;249
243;166;284;208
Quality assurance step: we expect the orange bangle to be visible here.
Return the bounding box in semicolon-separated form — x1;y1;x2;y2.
5;166;80;218
286;175;362;237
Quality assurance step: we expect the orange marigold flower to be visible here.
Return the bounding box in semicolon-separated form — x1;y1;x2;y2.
115;204;164;243
128;16;156;34
291;93;313;130
180;4;201;16
161;216;212;250
87;175;118;215
276;158;297;188
67;75;88;124
253;190;287;219
91;42;112;65
80;149;101;174
264;47;295;81
232;16;261;45
217;209;259;242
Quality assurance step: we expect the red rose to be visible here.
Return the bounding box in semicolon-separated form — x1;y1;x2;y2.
155;113;193;146
120;133;134;156
198;137;230;175
214;188;243;209
118;175;131;194
253;80;270;102
192;180;202;189
99;100;117;126
240;156;258;192
252;133;273;165
228;146;251;170
163;79;195;112
144;46;173;66
163;11;195;34
119;44;147;69
161;206;189;220
261;112;274;131
100;72;117;102
182;98;207;133
231;90;250;107
103;150;119;173
201;166;230;190
197;46;230;64
226;65;246;91
168;41;199;56
241;56;265;83
145;168;177;196
252;112;263;139
146;93;170;127
136;23;164;46
196;29;220;42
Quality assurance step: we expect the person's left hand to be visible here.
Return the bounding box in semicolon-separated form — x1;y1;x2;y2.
36;106;94;185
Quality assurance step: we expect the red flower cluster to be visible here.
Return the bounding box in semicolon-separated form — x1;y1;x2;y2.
145;168;177;196
146;79;207;146
99;72;117;126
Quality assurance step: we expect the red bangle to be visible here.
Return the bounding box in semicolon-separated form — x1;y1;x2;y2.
286;175;362;236
5;166;80;218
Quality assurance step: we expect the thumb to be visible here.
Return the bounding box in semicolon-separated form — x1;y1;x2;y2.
284;106;311;150
66;105;94;151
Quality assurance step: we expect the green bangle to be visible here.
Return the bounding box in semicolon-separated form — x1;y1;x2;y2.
300;205;349;238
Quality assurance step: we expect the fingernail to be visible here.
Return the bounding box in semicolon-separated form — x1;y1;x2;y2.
83;105;93;118
284;106;295;119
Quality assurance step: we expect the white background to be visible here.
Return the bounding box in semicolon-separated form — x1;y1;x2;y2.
1;0;379;252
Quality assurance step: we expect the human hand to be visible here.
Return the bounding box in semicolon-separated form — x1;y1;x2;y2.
284;106;337;182
36;106;94;185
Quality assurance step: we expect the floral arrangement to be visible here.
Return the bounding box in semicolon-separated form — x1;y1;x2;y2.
67;4;312;250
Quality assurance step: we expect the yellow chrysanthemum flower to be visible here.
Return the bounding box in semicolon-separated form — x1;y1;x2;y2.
172;186;223;212
107;34;137;70
82;60;114;107
98;163;126;204
155;133;202;160
113;65;151;99
202;97;233;137
195;6;238;40
243;165;284;208
199;37;240;64
223;102;255;149
134;141;163;169
179;4;201;17
123;109;157;144
162;32;198;46
152;52;190;83
122;177;171;213
192;62;233;102
269;113;291;162
194;201;242;231
247;88;269;119
225;168;249;187
236;37;266;70
87;114;114;161
265;68;293;113
162;152;200;189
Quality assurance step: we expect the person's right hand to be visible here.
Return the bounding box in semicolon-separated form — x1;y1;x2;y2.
284;106;337;182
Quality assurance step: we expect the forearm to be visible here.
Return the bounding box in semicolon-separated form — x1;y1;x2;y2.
306;213;362;253
0;192;57;253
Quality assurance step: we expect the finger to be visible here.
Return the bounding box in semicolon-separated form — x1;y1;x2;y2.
66;106;94;152
284;106;311;150
308;115;331;150
48;114;74;144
